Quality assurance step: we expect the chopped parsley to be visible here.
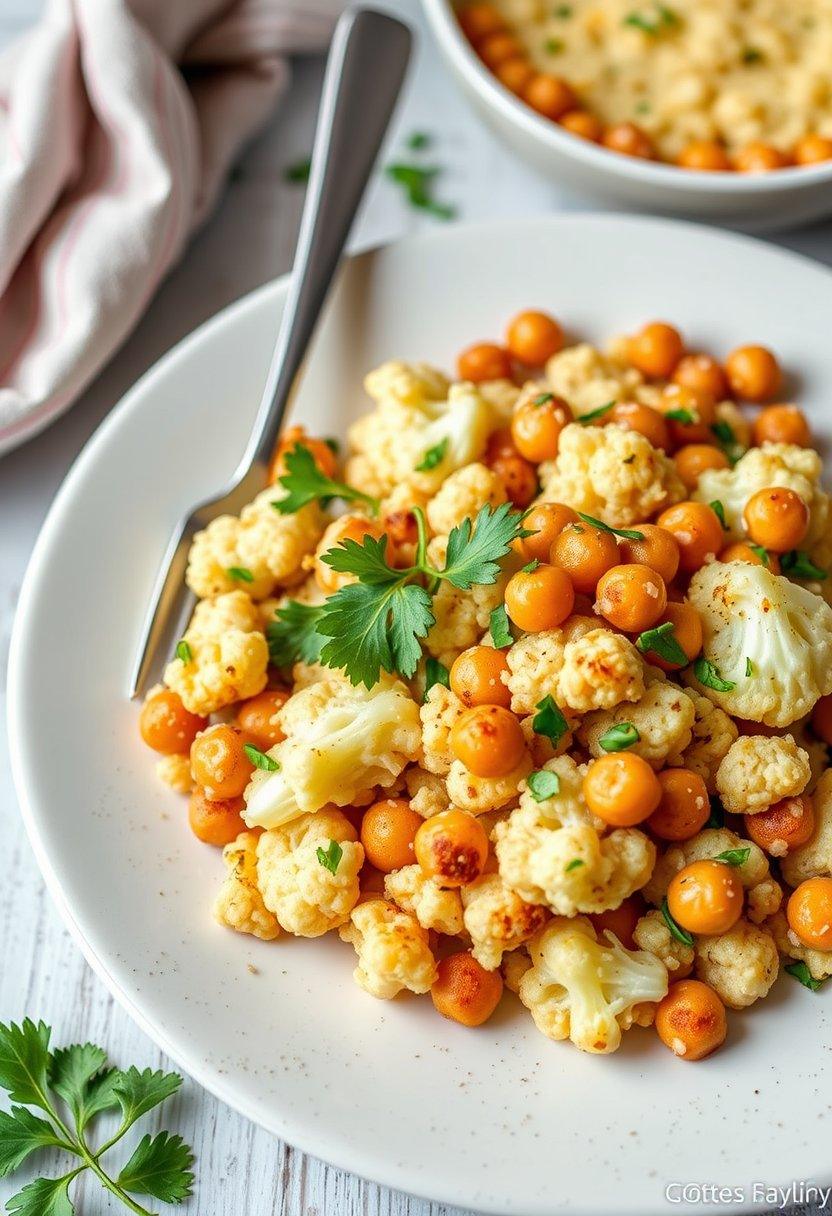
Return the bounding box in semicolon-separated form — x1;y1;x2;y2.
533;392;555;406
490;603;514;648
284;157;311;183
565;858;585;873
785;961;824;992
781;550;827;580
662;897;694;947
623;4;679;35
543;36;564;53
316;839;343;875
711;420;746;466
386;162;456;221
598;722;640;752
416;437;449;472
710;500;728;529
175;639;192;664
714;847;751;868
745;657;754;677
407;131;431;151
243;744;280;772
748;543;770;566
664;407;695;424
694;657;735;692
521;559;541;573
577;512;644;541
533;695;569;748
424;657;450;697
527;770;561;801
227;566;254;583
636;620;688;667
578;400;615;424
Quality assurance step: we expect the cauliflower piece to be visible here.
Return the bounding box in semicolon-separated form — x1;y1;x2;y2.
164;629;268;717
502;949;532;993
518;917;668;1053
446;753;532;815
687;561;832;727
494;756;655;915
578;673;695;768
420;684;466;776
694;919;779;1009
633;910;694;976
186;515;273;601
405;766;451;818
425;576;508;669
384;865;464;935
538;423;684;529
364;360;450;407
557;629;645;713
768;909;832;982
666;691;738;792
501;616;600;716
155;754;193;795
781;769;832;887
256;810;363;937
715;734;811;815
213;832;281;941
425;462;507;538
339;899;437;998
244;680;421;829
643;828;782;924
693;442;830;545
186;589;263;641
236;488;325;590
461;873;549;970
544;342;643;416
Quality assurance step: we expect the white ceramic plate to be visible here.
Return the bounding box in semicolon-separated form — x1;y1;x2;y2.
9;215;832;1216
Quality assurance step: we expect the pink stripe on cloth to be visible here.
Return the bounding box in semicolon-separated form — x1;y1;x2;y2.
0;0;342;456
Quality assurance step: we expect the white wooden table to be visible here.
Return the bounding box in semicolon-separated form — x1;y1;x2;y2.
2;2;831;1213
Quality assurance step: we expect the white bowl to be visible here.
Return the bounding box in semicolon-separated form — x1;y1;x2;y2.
9;215;832;1216
421;0;832;232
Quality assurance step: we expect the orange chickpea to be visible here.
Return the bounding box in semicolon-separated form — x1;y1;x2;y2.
602;122;654;159
674;444;729;490
787;877;832;951
415;808;490;887
673;353;729;401
519;502;578;563
360;798;423;873
655;979;728;1061
506;310;564;365
667;859;744;935
677;140;731;171
450;646;512;708
522;73;576;120
495;56;534;93
642;600;703;672
619;524;680;583
268;425;339;485
559;109;603;141
589;895;645;949
744;793;815;856
735;142;789;173
793;133;832;165
656;502;725;573
190;724;254;801
648;769;710;842
582;753;662;827
456;1;505;42
457;342;513;383
594;562;667;632
659;383;717;446
628;322;685;379
550;521;619;594
450;705;526;778
490;453;538;507
139;688;207;755
725;344;782;402
743;486;809;553
505;563;575;632
608;401;671;451
812;694;832;746
315;515;385;593
431;952;504;1026
752;404;811;448
188;789;247;847
484;426;518;462
511;394;570;462
236;689;289;749
720;541;780;574
478;31;523;68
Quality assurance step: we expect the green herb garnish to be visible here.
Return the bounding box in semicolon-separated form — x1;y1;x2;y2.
710;500;728;529
284;157;311;183
174;640;192;664
489;603;514;649
416;437;449;472
227;566;254;583
623;4;679;34
267;600;326;667
742;46;763;63
747;543;770;566
316;840;343;875
543;37;564;53
407;131;430;151
694;657;735;692
661;898;694;947
745;657;753;677
664;408;695;424
521;559;540;573
714;847;751;868
785;961;824;992
781;550;827;580
533;695;569;747
711;420;746;466
706;798;725;829
532;392;554;406
425;657;450;697
578;400;615;424
385;163;456;221
274;443;379;515
565;858;585;873
243;744;280;772
636;620;688;667
577;512;644;541
553;3;573;15
598;722;640;752
527;770;561;801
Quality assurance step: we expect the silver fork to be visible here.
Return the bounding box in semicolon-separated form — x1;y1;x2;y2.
130;6;412;698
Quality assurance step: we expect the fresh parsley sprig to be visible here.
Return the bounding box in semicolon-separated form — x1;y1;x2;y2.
274;444;380;516
0;1020;193;1215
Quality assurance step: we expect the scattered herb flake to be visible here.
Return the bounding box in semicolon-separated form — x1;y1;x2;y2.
710;500;728;529
521;559;540;573
284;157;311;183
316;840;343;875
175;639;192;664
598;722;640;752
243;744;280;772
527;770;560;801
745;657;753;677
661;897;694;947
543;36;564;52
407;131;431;150
386;162;457;221
781;549;827;580
694;656;736;692
664;407;695;424
785;961;824;991
533;392;555;406
425;657;450;697
714;847;751;867
623;4;679;35
742;46;763;63
747;543;770;566
706;798;726;829
227;566;254;583
578;400;615;424
565;858;585;873
533;695;569;747
416;437;449;472
577;512;644;541
636;620;688;667
490;603;514;648
553;3;573;15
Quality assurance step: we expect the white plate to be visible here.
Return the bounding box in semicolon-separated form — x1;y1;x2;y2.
9;215;832;1216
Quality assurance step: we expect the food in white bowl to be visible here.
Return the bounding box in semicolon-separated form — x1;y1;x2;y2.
138;304;832;1060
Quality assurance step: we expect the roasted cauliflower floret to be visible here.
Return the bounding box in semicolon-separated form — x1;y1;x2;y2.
578;674;695;767
186;589;263;641
502;617;598;716
557;628;645;713
155;754;193;795
643;828;782;924
461;873;549;970
420;684;466;776
518;917;668;1053
256;810;362;937
364;359;450;407
494;757;655;915
544;342;643;416
781;769;832;887
768;909;832;982
186;515;273;601
502;948;532;993
687;561;832;727
715;734;811;815
426;462;507;538
666;691;738;792
694;919;779;1009
244;680;421;829
164;628;268;717
405;766;452;818
239;487;325;590
339;899;437;998
384;865;464;936
633;910;694;976
213;831;281;941
446;754;533;815
538;423;684;528
425;577;508;669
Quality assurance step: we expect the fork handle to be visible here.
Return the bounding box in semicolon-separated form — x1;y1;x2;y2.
239;7;412;474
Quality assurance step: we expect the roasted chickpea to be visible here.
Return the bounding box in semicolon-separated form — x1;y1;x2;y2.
559;109;603;141
519;502;578;562
450;646;512;708
793;133;832;165
582;753;662;827
812;694;832;746
725;344;782;402
484;426;519;462
268;425;339;484
659;383;716;446
477;30;523;68
672;353;729;402
456;1;505;43
235;689;289;749
674;444;729;490
139;688;207;755
415;809;489;887
505;563;575;632
490;453;539;507
744;794;815;857
656;502;725;573
589;895;645;950
719;541;780;574
648;769;710;842
190;724;254;801
743;486;809;553
450;705;527;778
360;798;423;873
602;122;654;159
627;322;684;379
666;859;744;936
752;404;811;448
511;394;570;461
594;562;667;632
677;140;731;171
608;401;670;451
505;310;564;365
618;524;680;584
734;142;789;173
432;952;504;1026
315;515;385;593
495;56;534;93
457;342;513;382
787;877;832;951
641;600;703;672
522;72;576;120
550;521;619;594
655;979;728;1061
188;789;247;847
